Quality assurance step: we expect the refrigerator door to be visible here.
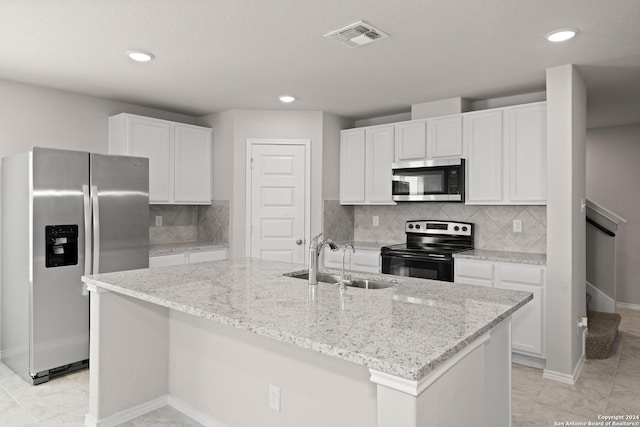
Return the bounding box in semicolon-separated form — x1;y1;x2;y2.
31;147;90;377
90;154;149;274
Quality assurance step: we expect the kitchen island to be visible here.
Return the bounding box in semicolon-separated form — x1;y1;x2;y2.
82;258;531;427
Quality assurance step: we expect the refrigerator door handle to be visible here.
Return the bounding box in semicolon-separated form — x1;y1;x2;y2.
91;185;100;275
82;185;92;295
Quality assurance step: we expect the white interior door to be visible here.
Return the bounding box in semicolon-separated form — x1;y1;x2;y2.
249;142;307;263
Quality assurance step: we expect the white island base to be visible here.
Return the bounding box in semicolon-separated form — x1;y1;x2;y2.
85;287;512;427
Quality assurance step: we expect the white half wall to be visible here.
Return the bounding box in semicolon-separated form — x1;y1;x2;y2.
545;64;587;380
586;124;640;305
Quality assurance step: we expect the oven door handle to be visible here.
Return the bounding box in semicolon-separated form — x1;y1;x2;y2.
382;252;449;261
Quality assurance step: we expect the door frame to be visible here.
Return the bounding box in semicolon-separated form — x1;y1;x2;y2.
245;138;311;263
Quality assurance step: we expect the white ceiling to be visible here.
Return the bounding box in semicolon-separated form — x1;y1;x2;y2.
2;0;639;128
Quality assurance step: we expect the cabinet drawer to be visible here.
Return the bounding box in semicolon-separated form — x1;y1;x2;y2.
499;264;543;285
353;250;380;268
149;253;186;267
455;260;495;280
189;249;227;263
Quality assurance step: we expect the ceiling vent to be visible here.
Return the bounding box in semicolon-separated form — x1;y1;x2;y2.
324;21;388;48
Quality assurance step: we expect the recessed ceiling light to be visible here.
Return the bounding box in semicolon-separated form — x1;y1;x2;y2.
127;50;155;62
546;28;578;42
279;95;295;103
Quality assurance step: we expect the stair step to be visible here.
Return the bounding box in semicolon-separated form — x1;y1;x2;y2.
585;311;621;359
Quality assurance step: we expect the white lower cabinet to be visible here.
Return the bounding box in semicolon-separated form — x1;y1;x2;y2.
150;248;228;268
455;258;545;360
323;247;381;274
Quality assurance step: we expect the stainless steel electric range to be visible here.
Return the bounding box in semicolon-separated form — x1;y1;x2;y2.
381;220;474;282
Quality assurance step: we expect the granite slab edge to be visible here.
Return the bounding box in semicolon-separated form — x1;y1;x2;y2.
454;249;546;265
150;242;228;256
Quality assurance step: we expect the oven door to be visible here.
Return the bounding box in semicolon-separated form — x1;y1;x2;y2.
381;252;454;282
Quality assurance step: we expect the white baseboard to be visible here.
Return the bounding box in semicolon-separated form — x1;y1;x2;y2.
168;396;230;427
84;395;229;427
586;281;616;313
616;302;640;311
542;355;585;385
84;395;168;427
512;353;546;370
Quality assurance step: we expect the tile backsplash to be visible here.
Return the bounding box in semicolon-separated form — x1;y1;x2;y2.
323;200;354;242
323;201;546;254
149;200;229;245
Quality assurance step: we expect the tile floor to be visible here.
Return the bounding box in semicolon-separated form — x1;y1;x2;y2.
513;307;640;426
1;308;639;426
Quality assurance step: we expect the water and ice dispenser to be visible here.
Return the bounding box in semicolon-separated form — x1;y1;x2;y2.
45;225;78;268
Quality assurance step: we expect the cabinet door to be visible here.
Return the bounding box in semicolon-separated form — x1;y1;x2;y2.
394;121;427;162
323;247;351;270
505;103;547;204
464;110;503;204
496;281;544;356
366;125;395;204
340;129;366;204
351;250;381;273
149;253;185;267
174;124;211;204
127;117;172;203
427;115;463;159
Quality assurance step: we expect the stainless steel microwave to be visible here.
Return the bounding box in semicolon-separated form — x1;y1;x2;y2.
391;158;465;202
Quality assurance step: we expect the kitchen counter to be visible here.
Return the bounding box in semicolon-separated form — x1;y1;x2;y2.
82;258;532;427
336;240;399;251
149;241;228;256
454;249;547;265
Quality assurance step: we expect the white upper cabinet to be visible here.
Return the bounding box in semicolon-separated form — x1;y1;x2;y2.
109;113;212;205
339;128;366;204
504;103;547;203
394;116;462;163
394;121;427;162
340;125;395;205
464;102;546;205
427;115;463;159
464;110;504;203
366;125;395;204
173;124;211;204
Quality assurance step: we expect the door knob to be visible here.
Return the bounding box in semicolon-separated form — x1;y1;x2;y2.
296;239;303;245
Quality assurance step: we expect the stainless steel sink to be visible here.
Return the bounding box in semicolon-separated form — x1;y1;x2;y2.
284;271;395;289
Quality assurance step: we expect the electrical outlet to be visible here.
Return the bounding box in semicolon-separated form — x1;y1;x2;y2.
269;384;280;412
155;215;162;227
373;216;379;227
512;219;522;233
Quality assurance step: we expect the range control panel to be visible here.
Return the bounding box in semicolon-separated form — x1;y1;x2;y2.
405;220;473;237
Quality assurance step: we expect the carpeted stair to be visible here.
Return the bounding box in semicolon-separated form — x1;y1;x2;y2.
585;310;621;359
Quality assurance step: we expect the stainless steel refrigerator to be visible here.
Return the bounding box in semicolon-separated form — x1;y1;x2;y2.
1;147;149;384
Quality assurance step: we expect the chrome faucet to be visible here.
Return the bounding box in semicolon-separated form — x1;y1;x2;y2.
308;233;338;285
339;243;355;290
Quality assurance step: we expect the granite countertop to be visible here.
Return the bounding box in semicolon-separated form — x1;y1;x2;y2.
82;258;531;381
336;241;400;251
454;249;547;265
150;241;228;256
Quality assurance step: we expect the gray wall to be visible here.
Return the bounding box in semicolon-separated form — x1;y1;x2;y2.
0;79;196;159
197;109;337;259
587;124;640;306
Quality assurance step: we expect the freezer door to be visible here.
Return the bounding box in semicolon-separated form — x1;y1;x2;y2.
31;147;90;376
90;154;149;274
